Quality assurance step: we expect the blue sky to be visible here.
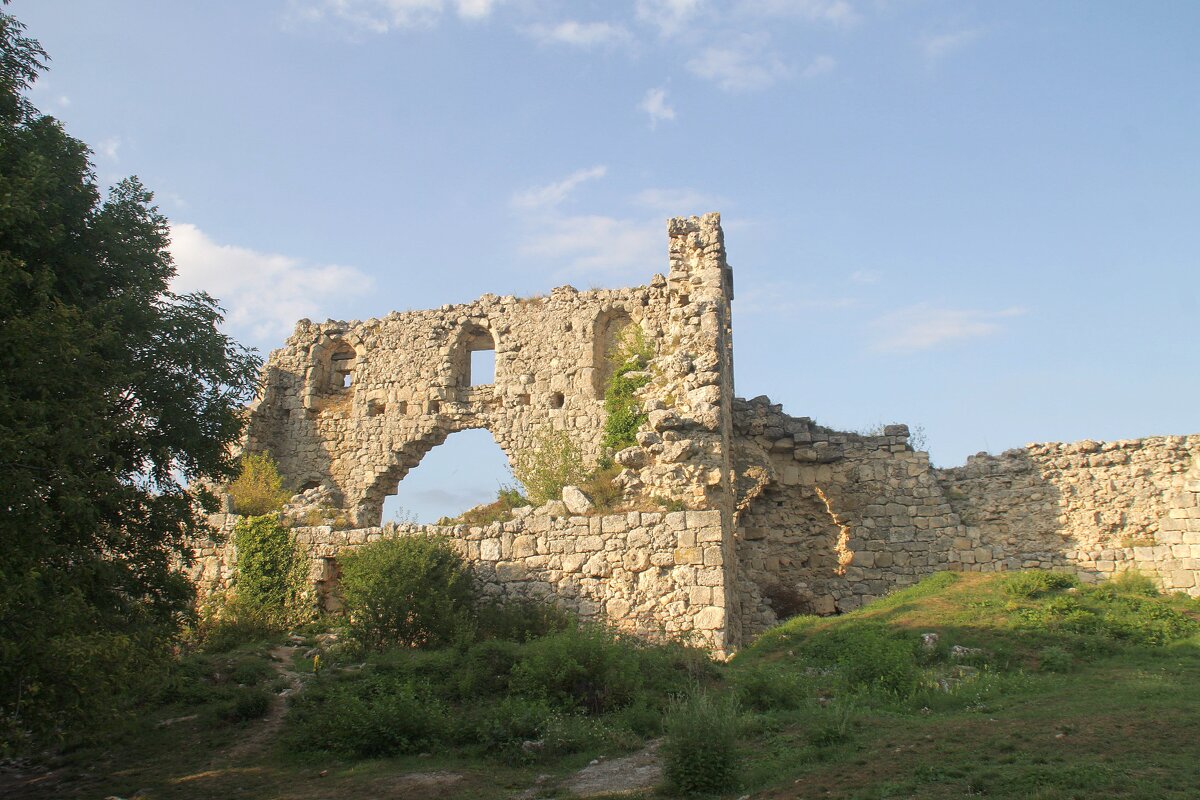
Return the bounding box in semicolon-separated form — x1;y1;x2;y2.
17;1;1198;522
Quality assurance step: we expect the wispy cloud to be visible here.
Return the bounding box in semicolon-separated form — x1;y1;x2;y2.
800;54;836;78
922;28;982;61
287;0;502;33
870;304;1024;352
638;87;677;129
849;269;880;285
633;187;722;217
734;281;863;316
511;165;607;210
636;0;706;36
738;0;861;27
524;20;633;48
168;223;374;343
516;214;662;279
687;35;790;91
97;136;121;162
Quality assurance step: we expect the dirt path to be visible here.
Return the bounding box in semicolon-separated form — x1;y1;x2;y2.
221;644;305;764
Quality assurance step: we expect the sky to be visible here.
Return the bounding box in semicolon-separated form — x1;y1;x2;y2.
16;0;1199;522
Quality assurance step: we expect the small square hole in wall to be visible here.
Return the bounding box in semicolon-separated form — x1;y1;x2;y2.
428;400;440;414
518;393;531;406
469;349;495;386
396;400;408;415
367;400;386;416
549;392;564;409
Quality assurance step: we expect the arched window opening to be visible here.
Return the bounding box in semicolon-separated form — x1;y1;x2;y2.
549;392;564;409
381;429;516;524
592;310;633;399
452;323;497;388
329;342;357;392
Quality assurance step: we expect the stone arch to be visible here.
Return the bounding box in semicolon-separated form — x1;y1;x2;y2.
358;422;518;526
449;320;498;389
303;333;366;409
591;308;634;399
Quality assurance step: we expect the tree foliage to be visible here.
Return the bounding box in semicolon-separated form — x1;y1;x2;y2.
228;452;293;516
0;9;259;749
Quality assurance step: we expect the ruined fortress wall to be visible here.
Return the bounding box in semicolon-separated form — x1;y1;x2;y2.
187;509;731;652
935;435;1200;593
245;214;737;529
731;399;1200;635
195;212;1200;651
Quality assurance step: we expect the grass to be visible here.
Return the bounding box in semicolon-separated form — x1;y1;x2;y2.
13;571;1200;799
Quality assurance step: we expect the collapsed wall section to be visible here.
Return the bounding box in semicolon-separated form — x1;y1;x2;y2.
936;436;1200;592
731;395;1200;636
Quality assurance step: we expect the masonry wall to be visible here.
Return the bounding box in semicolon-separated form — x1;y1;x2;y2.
245;214;737;529
935;435;1200;592
186;509;733;653
730;395;1200;637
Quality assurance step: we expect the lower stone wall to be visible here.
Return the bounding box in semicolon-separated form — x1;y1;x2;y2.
935;435;1200;592
186;508;734;653
730;395;1200;637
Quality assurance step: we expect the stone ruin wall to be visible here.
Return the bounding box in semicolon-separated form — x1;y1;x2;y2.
191;212;1200;652
185;509;732;652
731;393;1200;637
245;213;735;528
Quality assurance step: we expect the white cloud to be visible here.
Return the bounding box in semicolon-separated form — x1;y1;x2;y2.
636;0;706;36
287;0;502;33
922;28;982;61
525;20;633;48
687;36;790;91
738;0;861;27
510;165;607;210
168;223;374;343
870;305;1024;352
97;136;121;162
638;87;677;129
800;54;836;78
633;187;722;217
516;214;662;279
849;269;880;285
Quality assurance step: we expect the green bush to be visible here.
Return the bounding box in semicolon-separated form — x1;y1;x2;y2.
803;624;920;696
227;452;293;516
457;639;522;698
231;514;312;628
513;428;588;506
662;688;741;795
510;626;644;714
339;535;475;650
1107;570;1160;596
732;662;810;711
471;696;554;757
1002;570;1079;599
223;687;273;722
601;323;653;452
475;596;575;642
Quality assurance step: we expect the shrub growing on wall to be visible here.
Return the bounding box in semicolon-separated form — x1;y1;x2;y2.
601;324;653;452
227;452;293;516
231;514;310;626
339;536;475;650
513;428;587;506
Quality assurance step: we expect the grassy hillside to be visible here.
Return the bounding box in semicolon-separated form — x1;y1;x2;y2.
9;570;1199;799
728;570;1200;799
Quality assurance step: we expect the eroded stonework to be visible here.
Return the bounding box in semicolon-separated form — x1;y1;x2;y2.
187;213;1200;652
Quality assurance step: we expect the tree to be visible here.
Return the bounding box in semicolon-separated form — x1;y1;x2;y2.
0;9;260;749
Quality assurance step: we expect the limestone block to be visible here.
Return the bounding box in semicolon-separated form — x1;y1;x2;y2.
512;535;537;558
561;486;593;515
693;606;725;630
480;539;501;561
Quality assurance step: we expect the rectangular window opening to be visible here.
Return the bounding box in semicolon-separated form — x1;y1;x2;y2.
469;348;495;387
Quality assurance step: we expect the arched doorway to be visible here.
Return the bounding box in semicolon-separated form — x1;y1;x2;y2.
381;428;515;524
